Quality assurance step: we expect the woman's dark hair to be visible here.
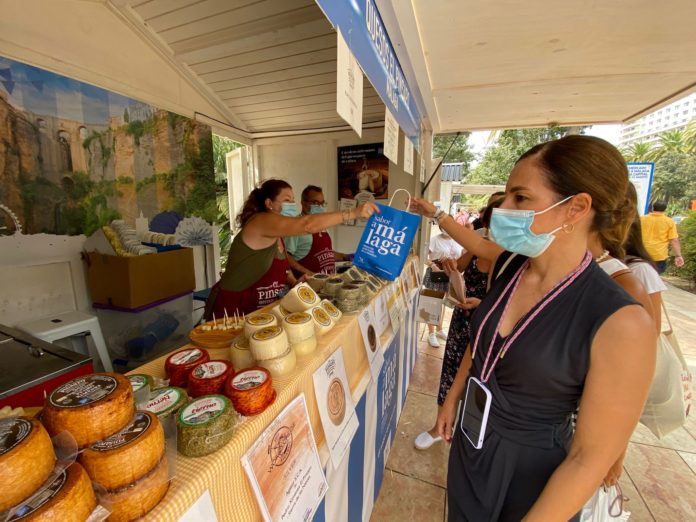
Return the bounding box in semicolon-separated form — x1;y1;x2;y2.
624;183;656;267
236;179;291;229
517;135;634;259
481;195;504;228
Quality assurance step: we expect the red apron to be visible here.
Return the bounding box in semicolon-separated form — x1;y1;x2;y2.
299;232;336;274
209;250;289;318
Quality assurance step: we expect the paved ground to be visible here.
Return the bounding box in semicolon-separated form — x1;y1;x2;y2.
371;283;696;521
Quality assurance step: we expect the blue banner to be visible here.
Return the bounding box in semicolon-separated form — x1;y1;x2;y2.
627;162;655;215
315;0;422;144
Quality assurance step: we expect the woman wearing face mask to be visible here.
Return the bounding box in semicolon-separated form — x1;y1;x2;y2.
409;135;656;521
205;179;378;318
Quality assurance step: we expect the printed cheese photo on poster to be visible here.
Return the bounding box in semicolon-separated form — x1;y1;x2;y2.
337;143;389;202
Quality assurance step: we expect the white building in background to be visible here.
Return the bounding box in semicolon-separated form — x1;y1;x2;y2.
619;93;696;147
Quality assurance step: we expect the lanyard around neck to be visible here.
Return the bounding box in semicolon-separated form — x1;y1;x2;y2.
473;251;593;383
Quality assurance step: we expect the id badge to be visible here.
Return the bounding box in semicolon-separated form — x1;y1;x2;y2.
460;377;492;449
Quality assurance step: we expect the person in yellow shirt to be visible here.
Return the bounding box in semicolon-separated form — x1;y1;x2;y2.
640;201;684;274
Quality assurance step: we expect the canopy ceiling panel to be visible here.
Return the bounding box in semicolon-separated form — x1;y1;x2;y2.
128;0;383;133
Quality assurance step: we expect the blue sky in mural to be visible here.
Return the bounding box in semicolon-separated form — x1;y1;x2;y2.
0;56;145;125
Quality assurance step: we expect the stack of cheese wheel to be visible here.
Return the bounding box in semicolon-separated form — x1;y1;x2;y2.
320;299;343;324
243;313;277;339
8;463;96;521
336;283;362;313
187;360;235;398
307;273;330;293
230;336;255;370
269;303;291;323
224;367;275;416
323;277;344;297
0;417;56;512
349;280;372;305
280;282;319;312
165;347;210;387
176;395;238;457
80;411;168;521
310;305;334;335
128;374;154;405
141;386;188;421
282;312;317;357
42;373;134;448
250;326;296;378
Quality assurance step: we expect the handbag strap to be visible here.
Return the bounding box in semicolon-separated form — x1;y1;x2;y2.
661;301;675;336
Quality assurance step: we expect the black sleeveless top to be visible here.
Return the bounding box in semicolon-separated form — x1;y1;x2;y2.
447;251;637;521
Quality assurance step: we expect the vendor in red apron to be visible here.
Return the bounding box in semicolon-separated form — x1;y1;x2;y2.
206;180;378;319
286;185;353;276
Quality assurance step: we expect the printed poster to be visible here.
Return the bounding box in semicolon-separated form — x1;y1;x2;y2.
383;108;399;164
336;29;363;136
337;143;389;202
358;306;384;382
373;291;391;337
339;197;357;226
312;347;359;468
403;135;414;175
385;282;402;334
627;162;655;216
242;394;328;522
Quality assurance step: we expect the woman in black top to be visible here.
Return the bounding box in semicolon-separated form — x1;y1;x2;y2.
409;135;656;521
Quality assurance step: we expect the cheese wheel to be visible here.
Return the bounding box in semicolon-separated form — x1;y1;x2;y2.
79;411;164;490
323;277;345;297
224;368;275;416
280;283;319;312
243;313;278;338
101;455;170;522
308;273;330;293
311;306;334;335
128;374;153;405
42;373;134;448
282;312;315;343
269;303;291;323
291;337;317;357
230;337;255;370
165;347;210;388
177;395;238;457
257;347;297;378
0;418;56;512
250;326;289;361
140;387;188;419
320;299;342;323
9;463;96;521
187;360;235;398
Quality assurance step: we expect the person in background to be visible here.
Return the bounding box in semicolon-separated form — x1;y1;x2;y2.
409;135;655;521
285;185;352;276
414;197;502;450
423;229;464;347
472;191;506;230
641;200;684;274
205;179;377;319
454;207;470;226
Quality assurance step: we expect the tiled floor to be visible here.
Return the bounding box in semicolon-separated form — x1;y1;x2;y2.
371;283;696;521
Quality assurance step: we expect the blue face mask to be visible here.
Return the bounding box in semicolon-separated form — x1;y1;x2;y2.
309;205;325;215
489;196;573;258
280;202;299;217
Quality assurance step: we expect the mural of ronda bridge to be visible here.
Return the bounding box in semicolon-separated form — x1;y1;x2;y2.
0;56;216;236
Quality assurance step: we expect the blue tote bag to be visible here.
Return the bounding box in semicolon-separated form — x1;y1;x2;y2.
353;190;420;281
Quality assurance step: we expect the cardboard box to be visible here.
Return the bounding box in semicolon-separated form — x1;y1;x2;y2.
416;289;445;325
85;248;195;309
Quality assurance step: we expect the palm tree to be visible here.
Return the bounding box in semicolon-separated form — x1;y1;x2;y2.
621;141;655;162
683;117;696;154
650;129;687;161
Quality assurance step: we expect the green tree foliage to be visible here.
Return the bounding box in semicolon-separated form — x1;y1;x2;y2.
650;151;696;209
678;211;696;285
621;141;655;162
468;127;582;185
432;132;474;165
212;135;243;265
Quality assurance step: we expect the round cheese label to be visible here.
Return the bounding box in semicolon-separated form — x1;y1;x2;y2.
49;375;118;408
297;286;317;304
233;338;250;350
144;387;184;415
170;348;203;366
192;361;229;379
285;312;312;325
10;470;68;520
180;396;228;426
327;378;346;426
322;302;340;318
253;326;283;341
247;313;274;326
0;417;32;456
128;374;150;392
231;370;268;390
90;412;151;451
312;307;332;326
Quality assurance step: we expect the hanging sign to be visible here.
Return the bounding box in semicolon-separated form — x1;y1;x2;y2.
336;28;364;136
383;108;399;164
403;135;414;175
627;162;655;215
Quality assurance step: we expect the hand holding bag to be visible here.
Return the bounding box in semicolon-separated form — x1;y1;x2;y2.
580;484;630;522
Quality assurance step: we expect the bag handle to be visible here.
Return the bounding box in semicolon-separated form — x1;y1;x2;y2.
387;188;412;212
661;301;675;336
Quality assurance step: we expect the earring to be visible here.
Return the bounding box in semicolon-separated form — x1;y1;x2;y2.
562;222;574;233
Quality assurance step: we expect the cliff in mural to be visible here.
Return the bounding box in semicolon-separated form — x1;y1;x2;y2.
0;57;215;236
